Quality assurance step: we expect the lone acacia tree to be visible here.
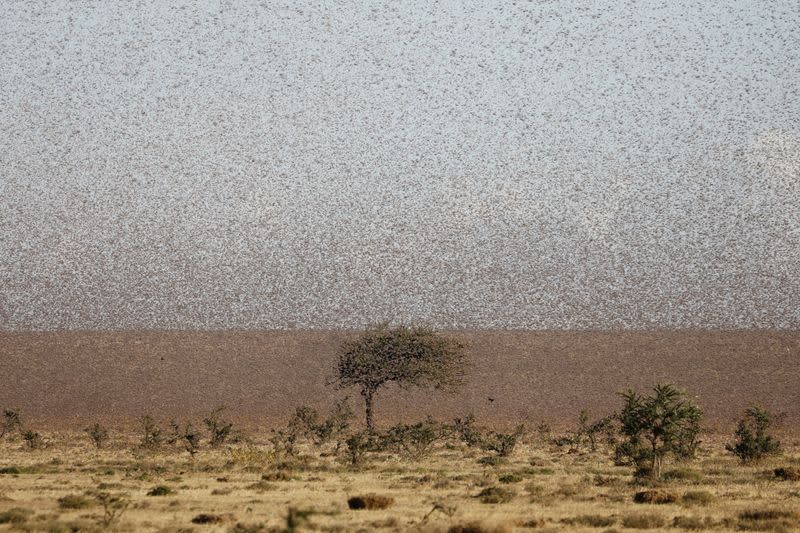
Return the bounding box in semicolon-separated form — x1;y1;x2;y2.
333;323;468;431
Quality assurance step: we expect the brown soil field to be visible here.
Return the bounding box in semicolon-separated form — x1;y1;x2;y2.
1;330;798;429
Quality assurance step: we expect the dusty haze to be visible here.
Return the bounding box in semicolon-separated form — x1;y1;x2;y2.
2;330;798;429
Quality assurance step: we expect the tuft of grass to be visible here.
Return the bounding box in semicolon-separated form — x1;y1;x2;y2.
57;494;93;509
560;514;616;527
246;481;277;492
498;473;524;484
663;467;703;482
261;470;292;481
0;508;33;525
633;489;678;504
476;486;515;504
0;466;20;475
347;494;394;510
681;490;716;506
146;485;175;497
447;522;512;533
737;508;800;531
672;515;716;530
192;513;224;524
622;513;665;529
477;455;506;467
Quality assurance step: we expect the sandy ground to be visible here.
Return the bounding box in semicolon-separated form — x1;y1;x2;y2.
1;330;798;430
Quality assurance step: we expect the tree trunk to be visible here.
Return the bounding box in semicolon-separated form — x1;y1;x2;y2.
362;387;376;432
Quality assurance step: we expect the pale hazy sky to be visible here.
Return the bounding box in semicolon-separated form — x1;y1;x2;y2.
1;1;798;329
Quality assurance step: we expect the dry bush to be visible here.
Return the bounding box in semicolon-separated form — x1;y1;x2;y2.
93;491;130;529
482;425;525;458
138;415;163;449
168;420;202;456
556;410;615;453
203;406;234;448
347;494;394;510
0;409;22;439
774;467;800;481
476;486;515;504
146;485;174;497
84;423;109;449
22;430;45;450
57;494;92;509
191;513;224;524
633;489;679;504
287;398;353;449
453;414;484;448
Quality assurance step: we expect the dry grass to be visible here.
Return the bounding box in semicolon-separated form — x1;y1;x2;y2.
0;430;798;531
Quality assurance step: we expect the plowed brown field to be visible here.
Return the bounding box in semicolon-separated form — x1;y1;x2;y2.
1;330;798;429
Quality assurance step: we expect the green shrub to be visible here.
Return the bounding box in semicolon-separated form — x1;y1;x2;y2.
615;383;702;480
726;405;781;463
380;418;446;460
498;473;523;484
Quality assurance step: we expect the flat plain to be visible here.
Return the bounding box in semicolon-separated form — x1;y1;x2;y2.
1;428;800;532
